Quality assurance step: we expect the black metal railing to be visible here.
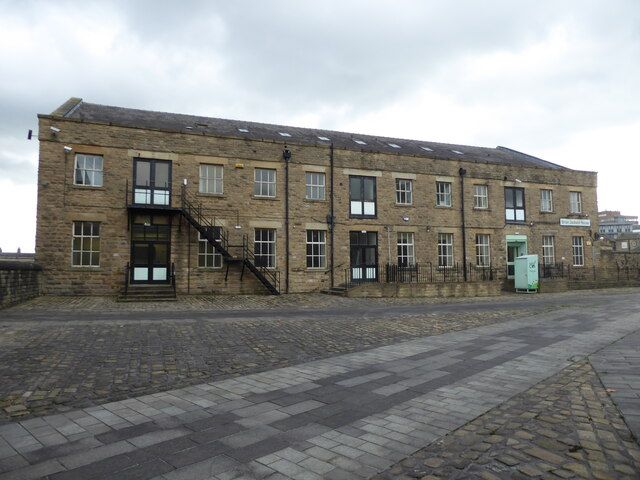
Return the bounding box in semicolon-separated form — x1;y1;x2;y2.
241;235;280;294
539;262;565;279
170;262;176;296
343;263;496;289
124;262;130;294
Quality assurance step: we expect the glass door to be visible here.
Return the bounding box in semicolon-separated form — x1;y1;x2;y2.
131;215;171;283
350;231;378;282
133;159;172;206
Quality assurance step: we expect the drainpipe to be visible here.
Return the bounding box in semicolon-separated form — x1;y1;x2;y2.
329;143;335;288
283;147;291;293
459;167;468;281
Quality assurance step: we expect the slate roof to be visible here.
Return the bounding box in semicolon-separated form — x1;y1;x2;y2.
51;98;568;170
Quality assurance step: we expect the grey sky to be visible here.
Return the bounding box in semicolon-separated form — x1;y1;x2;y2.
1;0;639;251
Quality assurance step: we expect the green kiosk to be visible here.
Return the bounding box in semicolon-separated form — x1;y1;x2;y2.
515;254;539;293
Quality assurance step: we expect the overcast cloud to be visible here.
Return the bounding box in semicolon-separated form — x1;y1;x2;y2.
1;0;639;251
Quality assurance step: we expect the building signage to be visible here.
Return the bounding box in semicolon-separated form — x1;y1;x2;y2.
560;218;591;227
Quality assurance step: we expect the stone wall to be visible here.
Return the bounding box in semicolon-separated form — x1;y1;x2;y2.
346;280;503;298
0;262;42;308
35;112;598;295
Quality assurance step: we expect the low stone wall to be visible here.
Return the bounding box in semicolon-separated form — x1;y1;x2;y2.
346;280;502;298
0;262;42;309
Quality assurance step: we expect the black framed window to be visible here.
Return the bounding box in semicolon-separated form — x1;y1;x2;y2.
349;176;376;217
505;187;525;222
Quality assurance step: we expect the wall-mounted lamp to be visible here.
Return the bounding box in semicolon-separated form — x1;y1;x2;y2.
63;146;73;153
50;126;60;134
402;215;410;222
515;178;522;183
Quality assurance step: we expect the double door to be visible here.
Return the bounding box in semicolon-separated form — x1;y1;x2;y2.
131;215;171;283
350;231;378;282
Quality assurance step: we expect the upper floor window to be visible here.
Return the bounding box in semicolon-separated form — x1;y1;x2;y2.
505;187;525;222
395;179;413;205
540;189;553;212
198;231;222;268
199;164;223;195
572;236;584;266
254;168;276;198
74;154;103;187
475;234;491;267
71;221;100;267
397;232;415;267
436;181;452;207
437;233;454;267
473;185;488;209
306;230;326;268
570;191;582;214
349;176;376;217
305;172;325;200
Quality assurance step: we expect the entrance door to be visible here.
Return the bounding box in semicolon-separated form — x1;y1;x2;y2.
506;241;527;278
350;231;378;282
131;215;171;283
133;159;172;206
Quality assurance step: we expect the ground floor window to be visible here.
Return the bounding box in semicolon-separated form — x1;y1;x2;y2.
72;221;100;267
475;234;490;267
572;236;584;266
397;232;415;266
306;230;326;268
198;232;222;268
542;235;555;265
437;233;454;267
254;228;276;268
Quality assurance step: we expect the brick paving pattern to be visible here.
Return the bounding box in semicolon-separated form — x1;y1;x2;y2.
0;290;637;479
375;361;640;479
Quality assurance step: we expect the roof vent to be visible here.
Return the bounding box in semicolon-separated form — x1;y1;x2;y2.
451;150;464;155
317;136;330;141
354;139;366;145
278;132;291;137
238;128;249;133
388;143;401;149
420;146;433;152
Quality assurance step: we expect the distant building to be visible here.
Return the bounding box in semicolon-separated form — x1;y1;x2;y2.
612;232;640;252
0;248;35;263
598;211;639;239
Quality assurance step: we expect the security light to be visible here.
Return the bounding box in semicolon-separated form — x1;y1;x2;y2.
63;146;73;153
515;178;522;183
50;126;60;133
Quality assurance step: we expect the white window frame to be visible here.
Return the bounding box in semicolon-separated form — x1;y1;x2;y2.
199;164;223;195
473;185;488;209
542;235;555;265
572;236;584;266
305;172;326;200
437;233;454;268
74;154;103;187
254;168;276;198
397;232;415;267
306;230;326;269
570;191;582;214
436;182;452;207
71;221;100;267
254;228;276;268
395;179;413;205
475;234;491;267
540;189;553;212
198;231;222;268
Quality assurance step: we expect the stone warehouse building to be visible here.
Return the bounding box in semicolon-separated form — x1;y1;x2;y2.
35;98;598;296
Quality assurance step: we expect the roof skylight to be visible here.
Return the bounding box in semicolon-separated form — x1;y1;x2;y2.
278;132;291;137
237;128;249;133
420;146;433;152
451;150;464;155
317;136;330;141
354;139;366;145
388;143;401;149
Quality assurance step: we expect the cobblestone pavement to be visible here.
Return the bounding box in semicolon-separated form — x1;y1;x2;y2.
591;330;640;443
375;360;640;480
0;292;638;479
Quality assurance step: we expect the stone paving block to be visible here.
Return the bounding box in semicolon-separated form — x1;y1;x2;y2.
220;425;280;449
58;439;137;470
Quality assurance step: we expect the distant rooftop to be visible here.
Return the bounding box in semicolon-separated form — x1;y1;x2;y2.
46;97;572;171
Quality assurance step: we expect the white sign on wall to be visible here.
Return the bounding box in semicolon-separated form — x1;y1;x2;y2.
560;218;591;227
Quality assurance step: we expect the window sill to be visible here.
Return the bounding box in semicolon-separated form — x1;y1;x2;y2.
349;215;377;220
539;210;555;214
252;196;278;201
306;268;328;272
395;203;414;207
197;193;225;198
473;207;490;211
70;266;101;270
71;184;105;190
505;220;527;224
435;205;452;209
304;198;327;203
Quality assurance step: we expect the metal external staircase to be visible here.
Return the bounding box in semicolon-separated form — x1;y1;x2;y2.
180;186;280;295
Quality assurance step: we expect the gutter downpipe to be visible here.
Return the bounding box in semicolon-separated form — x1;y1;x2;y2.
329;143;335;289
284;147;291;293
459;167;468;281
